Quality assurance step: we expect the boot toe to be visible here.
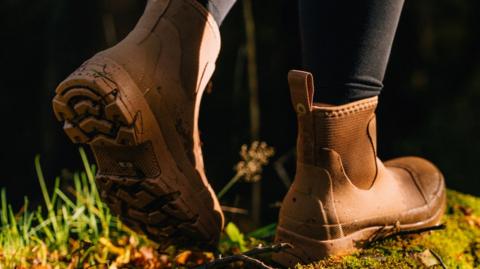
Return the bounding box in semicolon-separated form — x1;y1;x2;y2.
385;156;445;205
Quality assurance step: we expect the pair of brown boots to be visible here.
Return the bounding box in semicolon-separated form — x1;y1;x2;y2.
52;0;446;267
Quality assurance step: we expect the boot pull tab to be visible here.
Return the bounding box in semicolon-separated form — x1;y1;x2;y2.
288;70;314;116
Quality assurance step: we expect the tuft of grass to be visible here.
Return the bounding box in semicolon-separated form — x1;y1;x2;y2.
0;148;160;268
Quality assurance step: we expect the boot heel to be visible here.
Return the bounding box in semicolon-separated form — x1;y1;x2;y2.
52;56;141;146
272;226;366;268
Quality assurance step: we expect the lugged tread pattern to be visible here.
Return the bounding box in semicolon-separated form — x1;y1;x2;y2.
53;86;138;146
52;61;217;247
97;174;205;246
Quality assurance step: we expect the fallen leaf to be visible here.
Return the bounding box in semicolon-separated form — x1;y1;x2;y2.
417;249;440;267
175;250;192;265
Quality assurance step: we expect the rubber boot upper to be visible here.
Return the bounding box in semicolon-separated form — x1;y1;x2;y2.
274;70;446;265
52;0;224;247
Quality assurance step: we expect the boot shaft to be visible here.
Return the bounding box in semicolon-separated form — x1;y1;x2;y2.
55;0;221;173
288;70;378;189
102;0;221;98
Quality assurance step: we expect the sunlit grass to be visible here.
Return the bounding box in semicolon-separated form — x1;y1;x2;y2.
0;148;154;268
0;142;277;268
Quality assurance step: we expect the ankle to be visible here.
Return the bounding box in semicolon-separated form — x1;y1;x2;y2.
195;0;237;25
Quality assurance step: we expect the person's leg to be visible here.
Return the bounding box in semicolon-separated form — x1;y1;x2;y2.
298;0;404;105
272;1;447;266
197;0;237;25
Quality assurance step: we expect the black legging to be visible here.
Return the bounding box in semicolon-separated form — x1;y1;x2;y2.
201;0;404;105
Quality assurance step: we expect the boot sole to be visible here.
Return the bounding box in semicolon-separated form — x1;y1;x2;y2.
52;56;223;247
272;188;446;267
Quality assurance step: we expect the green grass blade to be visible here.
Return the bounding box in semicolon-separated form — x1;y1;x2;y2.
247;222;277;239
55;188;76;209
8;205;19;237
1;189;8;227
35;155;53;210
51;176;61;207
32;209;54;243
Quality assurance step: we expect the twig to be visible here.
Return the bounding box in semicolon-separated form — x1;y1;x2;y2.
194;243;292;269
389;224;446;238
364;223;446;247
243;243;293;257
430;249;447;269
221;205;249;215
198;254;274;269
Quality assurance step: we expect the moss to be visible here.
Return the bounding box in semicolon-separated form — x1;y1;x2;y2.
297;190;480;269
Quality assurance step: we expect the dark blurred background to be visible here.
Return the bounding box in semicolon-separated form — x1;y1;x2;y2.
0;0;479;226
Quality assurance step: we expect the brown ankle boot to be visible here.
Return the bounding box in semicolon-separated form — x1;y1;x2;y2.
272;70;446;266
52;0;223;247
